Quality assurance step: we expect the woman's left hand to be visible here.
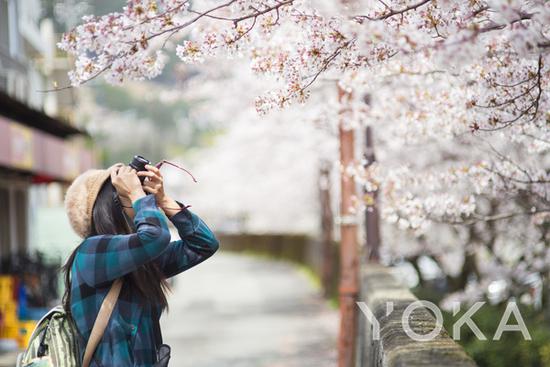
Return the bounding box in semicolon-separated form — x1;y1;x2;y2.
137;165;181;217
137;164;166;200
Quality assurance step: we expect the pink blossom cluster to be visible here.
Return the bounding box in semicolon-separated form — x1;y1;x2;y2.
58;0;192;85
61;0;550;304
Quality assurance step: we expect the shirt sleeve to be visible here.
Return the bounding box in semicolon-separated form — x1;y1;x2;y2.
75;194;172;287
154;201;220;279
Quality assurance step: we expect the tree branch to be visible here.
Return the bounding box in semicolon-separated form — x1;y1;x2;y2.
354;0;431;21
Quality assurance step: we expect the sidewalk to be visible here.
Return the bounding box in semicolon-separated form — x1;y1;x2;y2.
161;252;338;367
0;351;18;367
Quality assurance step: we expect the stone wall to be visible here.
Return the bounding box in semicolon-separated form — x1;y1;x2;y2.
357;265;477;367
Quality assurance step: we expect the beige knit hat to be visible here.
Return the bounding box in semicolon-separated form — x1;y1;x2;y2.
64;163;122;238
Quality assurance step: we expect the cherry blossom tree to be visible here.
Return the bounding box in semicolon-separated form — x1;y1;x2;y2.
163;59;337;235
59;0;550;305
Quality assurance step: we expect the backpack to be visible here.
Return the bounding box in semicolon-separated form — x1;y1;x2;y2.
16;279;123;367
16;306;81;367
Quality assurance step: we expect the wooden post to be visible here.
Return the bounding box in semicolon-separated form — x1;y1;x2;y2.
337;86;359;367
319;162;334;297
363;125;381;262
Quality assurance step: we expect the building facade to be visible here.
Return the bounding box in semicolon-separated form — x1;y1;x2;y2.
0;0;95;268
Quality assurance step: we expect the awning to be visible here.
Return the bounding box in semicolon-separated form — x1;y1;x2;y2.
0;116;96;183
0;90;86;138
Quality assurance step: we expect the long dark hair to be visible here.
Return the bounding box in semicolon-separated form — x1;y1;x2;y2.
62;178;170;314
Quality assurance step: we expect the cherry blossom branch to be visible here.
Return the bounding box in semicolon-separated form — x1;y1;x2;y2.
474;55;544;132
482;165;550;186
188;0;293;24
121;1;190;31
354;0;432;21
38;62;112;92
143;1;240;42
482;138;535;181
469;209;550;224
477;11;535;34
129;0;293;45
299;39;356;93
430;208;550;226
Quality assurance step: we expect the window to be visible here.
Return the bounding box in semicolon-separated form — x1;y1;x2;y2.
0;186;11;267
0;179;29;270
0;74;7;92
15;189;28;254
0;0;9;51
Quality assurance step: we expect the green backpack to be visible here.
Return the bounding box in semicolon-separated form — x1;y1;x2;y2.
16;279;123;367
16;306;81;367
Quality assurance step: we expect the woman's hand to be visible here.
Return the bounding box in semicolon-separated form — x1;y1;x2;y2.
137;165;181;217
110;165;145;203
137;164;166;202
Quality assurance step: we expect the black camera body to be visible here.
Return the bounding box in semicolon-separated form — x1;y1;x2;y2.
129;155;151;183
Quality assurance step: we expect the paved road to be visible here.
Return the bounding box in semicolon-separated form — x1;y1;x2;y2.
161;252;338;367
0;352;18;367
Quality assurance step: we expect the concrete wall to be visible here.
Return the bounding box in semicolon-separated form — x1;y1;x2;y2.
358;265;477;367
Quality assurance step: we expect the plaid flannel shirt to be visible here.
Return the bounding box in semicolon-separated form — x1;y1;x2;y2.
69;194;219;367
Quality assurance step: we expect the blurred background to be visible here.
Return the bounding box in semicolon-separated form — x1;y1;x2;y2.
0;1;549;367
0;1;340;366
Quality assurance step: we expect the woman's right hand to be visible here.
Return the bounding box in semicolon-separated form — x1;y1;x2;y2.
110;164;146;203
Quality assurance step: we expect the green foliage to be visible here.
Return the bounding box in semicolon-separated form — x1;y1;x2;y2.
94;84;188;131
447;303;550;367
92;0;126;16
414;287;550;367
91;83;219;166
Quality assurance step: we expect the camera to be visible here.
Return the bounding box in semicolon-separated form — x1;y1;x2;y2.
129;155;151;183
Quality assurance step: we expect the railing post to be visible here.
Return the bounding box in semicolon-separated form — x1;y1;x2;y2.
363;123;381;263
337;86;359;367
319;162;334;297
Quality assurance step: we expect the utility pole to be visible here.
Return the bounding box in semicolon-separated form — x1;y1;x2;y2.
337;86;359;367
319;162;334;297
362;94;381;263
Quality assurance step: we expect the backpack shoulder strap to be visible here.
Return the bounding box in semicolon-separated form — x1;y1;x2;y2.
82;278;123;367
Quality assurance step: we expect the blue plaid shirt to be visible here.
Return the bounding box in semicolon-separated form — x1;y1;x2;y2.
69;194;219;367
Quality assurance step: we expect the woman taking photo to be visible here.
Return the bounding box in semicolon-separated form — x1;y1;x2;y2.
61;162;219;367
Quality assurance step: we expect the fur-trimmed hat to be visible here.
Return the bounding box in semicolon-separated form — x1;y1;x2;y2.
64;164;121;238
